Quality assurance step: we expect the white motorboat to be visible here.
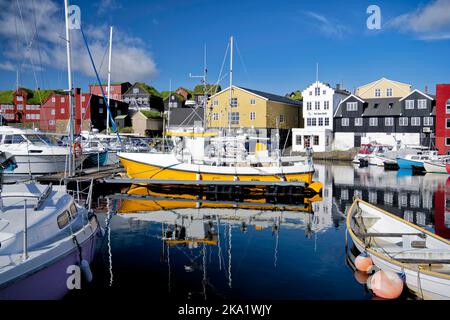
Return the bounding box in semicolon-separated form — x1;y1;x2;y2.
0;126;84;175
347;199;450;300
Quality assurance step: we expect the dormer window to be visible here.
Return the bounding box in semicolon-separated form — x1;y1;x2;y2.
133;88;139;94
346;102;358;111
388;103;393;109
374;103;379;108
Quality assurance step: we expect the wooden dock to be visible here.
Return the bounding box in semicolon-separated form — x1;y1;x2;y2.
35;165;124;184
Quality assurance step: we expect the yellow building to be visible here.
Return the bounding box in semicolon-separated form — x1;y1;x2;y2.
206;86;302;130
355;77;411;99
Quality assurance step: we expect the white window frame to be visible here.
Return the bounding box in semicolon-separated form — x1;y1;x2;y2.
386;88;393;97
375;89;381;97
61;108;65;114
250;99;256;105
311;118;317;126
446;118;450;129
354;118;363;126
279;114;285;123
405;100;414;109
315;101;320;110
324;101;329;110
369;117;378;126
213;113;219;120
385;117;394;126
446;137;450;146
250;112;256;120
346;102;357;111
399;117;408;126
446;99;450;114
325;118;330;126
423;117;433;126
307;102;312;110
213;99;218;106
318;117;323;126
229;112;239;125
341;118;349;126
411;117;421;126
417;99;427;109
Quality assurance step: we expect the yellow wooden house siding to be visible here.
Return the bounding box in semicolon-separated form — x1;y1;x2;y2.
206;87;266;128
206;86;300;129
266;101;301;129
355;78;411;99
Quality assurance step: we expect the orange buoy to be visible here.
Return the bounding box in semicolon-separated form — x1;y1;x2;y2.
354;270;369;284
355;252;373;272
369;269;404;299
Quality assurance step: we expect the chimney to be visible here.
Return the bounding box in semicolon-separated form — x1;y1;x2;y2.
336;83;341;91
424;85;428;94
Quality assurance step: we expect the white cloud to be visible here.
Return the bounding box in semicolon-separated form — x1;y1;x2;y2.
388;0;450;40
0;0;157;85
0;62;16;72
303;11;351;39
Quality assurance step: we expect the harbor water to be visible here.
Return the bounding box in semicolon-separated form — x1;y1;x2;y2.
65;162;450;300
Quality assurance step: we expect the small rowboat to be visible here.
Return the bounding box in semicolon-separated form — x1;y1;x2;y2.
346;199;450;300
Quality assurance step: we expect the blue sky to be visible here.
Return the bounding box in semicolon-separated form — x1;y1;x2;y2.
1;0;449;95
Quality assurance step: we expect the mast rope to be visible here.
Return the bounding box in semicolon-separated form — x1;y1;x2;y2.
79;25;122;146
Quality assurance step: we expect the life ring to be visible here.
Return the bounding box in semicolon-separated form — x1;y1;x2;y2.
73;142;83;159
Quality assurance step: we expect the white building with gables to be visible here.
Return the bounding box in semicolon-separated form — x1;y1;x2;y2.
292;81;350;152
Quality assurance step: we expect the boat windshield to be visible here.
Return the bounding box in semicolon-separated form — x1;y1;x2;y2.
25;134;52;146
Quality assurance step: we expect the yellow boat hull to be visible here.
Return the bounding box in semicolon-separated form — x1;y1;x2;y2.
119;157;314;184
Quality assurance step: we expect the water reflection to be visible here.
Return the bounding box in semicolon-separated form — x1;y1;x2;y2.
84;162;449;300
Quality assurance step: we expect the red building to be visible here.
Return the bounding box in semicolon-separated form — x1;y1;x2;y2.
435;84;450;155
40;88;129;133
40;88;90;133
89;82;131;102
433;177;450;239
0;88;43;125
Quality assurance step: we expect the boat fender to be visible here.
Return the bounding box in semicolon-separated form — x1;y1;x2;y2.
369;269;404;299
80;259;93;282
355;252;373;272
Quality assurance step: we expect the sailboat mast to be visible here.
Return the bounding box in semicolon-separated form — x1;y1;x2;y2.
228;36;233;133
107;26;113;135
203;44;207;132
64;0;74;177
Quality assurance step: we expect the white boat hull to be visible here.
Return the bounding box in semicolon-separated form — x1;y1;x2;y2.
3;154;83;175
423;161;448;174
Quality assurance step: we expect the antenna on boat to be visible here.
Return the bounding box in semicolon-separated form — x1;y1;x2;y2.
189;44;208;132
64;0;75;177
106;26;113;136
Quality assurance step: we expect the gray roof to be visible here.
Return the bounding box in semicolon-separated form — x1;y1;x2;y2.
238;87;302;106
169;107;204;127
362;98;402;117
